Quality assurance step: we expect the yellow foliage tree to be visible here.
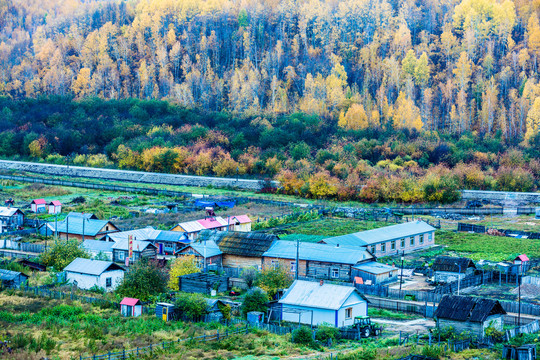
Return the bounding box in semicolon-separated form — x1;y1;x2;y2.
525;97;540;141
338;103;369;130
393;92;423;131
168;255;200;291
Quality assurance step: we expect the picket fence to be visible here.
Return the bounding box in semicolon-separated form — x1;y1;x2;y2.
79;325;250;360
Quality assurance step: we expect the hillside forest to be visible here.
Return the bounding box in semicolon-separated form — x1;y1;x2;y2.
1;0;540;202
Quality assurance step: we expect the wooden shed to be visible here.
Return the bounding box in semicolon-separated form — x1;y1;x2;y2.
178;272;229;294
48;200;62;214
30;199;46;213
120;297;143;317
352;261;399;285
434;295;506;337
0;269;29;289
155;302;175;321
432;256;476;283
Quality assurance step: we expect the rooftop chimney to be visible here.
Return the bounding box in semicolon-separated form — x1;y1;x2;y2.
319;280;324;286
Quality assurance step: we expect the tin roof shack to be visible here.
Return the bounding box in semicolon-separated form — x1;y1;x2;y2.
262;241;373;281
0;269;28;289
178;272;229;294
120;297;143;317
0;207;24;229
177;240;223;270
30;198;46;213
48;200;62;214
352;262;399;285
279;280;368;327
112;239;157;263
434;295;507;337
64;258;125;291
432;256;476;284
319;221;435;257
198;230;278;270
82;240;114;261
514;254;530;273
50;217;119;241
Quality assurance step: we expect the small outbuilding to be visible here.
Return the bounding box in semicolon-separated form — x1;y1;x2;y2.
434;295;507;336
514;254;530;273
156;302;175;321
0;207;25;228
120;297;143;317
48;200;62;214
64;258;125;291
279;280;368;327
432;256;476;283
352;262;399;285
0;269;29;289
30;199;46;213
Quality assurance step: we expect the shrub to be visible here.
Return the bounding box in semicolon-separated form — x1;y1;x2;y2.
291;326;314;346
315;324;340;343
174;292;209;321
241;288;268;316
421;345;446;358
256;264;293;300
40;239;90;271
116;258;168;301
168;255;200;291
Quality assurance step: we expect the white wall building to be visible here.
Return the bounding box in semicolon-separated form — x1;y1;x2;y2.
64;258;125;292
279;280;368;327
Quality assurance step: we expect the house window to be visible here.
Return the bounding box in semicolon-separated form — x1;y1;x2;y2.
106;277;112;287
291;261;296;273
106;226;109;231
380;243;386;252
331;268;339;278
345;307;352;319
271;260;279;269
370;245;376;253
419;234;424;244
118;251;125;261
428;233;432;242
410;237;415;246
391;241;396;250
401;238;405;248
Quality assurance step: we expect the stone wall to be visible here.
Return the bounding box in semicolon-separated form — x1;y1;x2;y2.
0;160;274;191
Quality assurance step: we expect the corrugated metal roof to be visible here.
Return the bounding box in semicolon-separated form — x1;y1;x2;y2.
67;212;98;220
32;199;46;205
263;241;372;264
0;207;22;217
227;215;251;224
120;297;141;306
353;261;397;275
198;230;277;257
51;218;115;236
155;230;189;243
175;220;206;233
279;280;365;310
49;201;61;206
184;240;222;257
197;216;228;229
81;240;114;253
0;269;28;281
112;239;155;251
432;256;475;273
64;258;124;275
106;227;160;242
515;254;529;262
322;221;436;247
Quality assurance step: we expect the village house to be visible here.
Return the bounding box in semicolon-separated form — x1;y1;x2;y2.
170;214;251;240
48;200;62;214
279;280;369;327
196;230;278;271
112;239;157;263
352;262;399;285
177;240;223;269
101;227;189;255
82;240;114;260
434;295;507;336
48;217;119;241
432;256;476;283
0;269;28;289
262;240;374;281
30;198;46;213
64;258;125;291
319;221;436;257
0;206;24;228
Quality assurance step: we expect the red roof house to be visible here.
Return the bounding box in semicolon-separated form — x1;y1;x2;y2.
120;297;142;317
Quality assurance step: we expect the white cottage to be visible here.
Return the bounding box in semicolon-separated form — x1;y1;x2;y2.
279;280;368;327
64;258;125;291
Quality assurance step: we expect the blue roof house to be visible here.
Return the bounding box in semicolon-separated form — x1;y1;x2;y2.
64;258;125;291
319;221;436;257
262;241;373;281
279;280;368;327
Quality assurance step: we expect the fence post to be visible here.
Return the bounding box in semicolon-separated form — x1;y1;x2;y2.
122;349;125;359
108;352;111;360
217;329;220;341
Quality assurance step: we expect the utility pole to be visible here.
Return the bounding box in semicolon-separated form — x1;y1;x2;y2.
82;216;85;242
295;237;300;280
66;215;69;241
54;213;58;239
518;263;522;326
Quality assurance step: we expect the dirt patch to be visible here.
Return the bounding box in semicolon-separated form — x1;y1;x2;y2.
511;283;540;300
371;318;435;334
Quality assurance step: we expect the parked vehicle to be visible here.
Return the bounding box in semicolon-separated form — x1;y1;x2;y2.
351;316;381;337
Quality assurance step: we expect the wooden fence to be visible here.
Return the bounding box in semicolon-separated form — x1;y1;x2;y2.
366;297;436;318
506;320;540;339
21;286;117;308
79;324;250;360
522;276;540;286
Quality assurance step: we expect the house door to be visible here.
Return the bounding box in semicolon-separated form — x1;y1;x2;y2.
162;307;168;321
158;243;164;254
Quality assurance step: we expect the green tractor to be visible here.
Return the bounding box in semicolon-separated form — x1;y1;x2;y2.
352;316;380;338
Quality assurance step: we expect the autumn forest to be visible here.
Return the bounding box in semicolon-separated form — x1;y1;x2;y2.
1;0;540;202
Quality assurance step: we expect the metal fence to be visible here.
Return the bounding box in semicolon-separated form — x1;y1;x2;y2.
79;325;250;360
